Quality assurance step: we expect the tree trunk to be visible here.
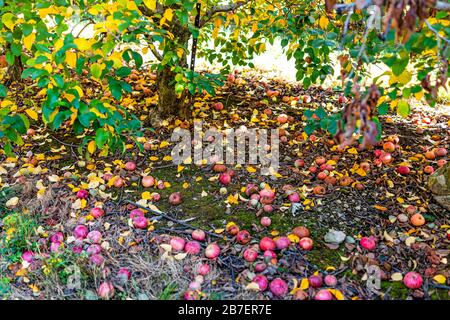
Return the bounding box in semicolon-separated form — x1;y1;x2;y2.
154;29;191;124
4;47;23;86
8;58;23;83
156;67;187;118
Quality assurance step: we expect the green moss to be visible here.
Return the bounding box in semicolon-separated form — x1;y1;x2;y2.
430;288;450;300
305;244;345;269
381;281;450;300
138;165;226;226
128;166;353;270
381;281;409;300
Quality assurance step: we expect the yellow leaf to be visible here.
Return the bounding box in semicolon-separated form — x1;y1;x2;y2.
288;234;300;243
252;22;258;33
433;275;446;284
142;191;152;200
66;51;77;68
327;160;337;166
23;33;36;51
25;109;38;121
373;205;388;211
1;13;15;30
29;284;40;293
74;38;91;51
399;73;412;86
161;8;173;25
329;289;345;300
289;278;299;295
215;18;222;28
142;0;156;11
149;156;158;161
177;165;184;172
159;140;170;148
355;168;367;177
176;48;184;59
87;141;96;154
300;278;309;290
226;222;236;229
347;147;358;155
182;182;189;189
15;268;28;277
319;15;329;29
163;155;172;161
414;91;424;100
226;193;239;205
246;166;257;173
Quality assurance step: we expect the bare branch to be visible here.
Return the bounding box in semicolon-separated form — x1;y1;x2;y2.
149;45;163;61
426;19;450;46
200;1;251;27
435;1;450;11
334;0;450;12
340;6;354;48
334;0;372;13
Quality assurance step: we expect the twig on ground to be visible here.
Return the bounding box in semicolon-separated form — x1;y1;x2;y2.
125;200;223;239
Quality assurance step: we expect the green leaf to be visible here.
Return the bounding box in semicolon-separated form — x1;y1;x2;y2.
95;128;109;148
109;79;122;100
392;57;409;76
397;101;410;118
436;12;448;19
11;43;22;56
315;107;327;119
116;67;131;78
53;74;65;88
90;63;103;79
304;123;316;135
378;102;389;115
131;51;143;69
0;84;6;97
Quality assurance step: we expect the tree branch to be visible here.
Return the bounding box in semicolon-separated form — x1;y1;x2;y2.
200;1;251;27
138;1;164;16
149;45;163;61
426;19;450;46
334;0;450;12
435;1;450;11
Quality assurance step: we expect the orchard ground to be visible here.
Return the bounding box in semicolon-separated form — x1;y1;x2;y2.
0;66;449;300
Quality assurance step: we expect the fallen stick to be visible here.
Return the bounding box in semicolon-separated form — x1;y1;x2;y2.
125;200;223;239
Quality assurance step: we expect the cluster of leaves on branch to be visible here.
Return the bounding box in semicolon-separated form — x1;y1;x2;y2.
0;0;449;156
312;0;450;147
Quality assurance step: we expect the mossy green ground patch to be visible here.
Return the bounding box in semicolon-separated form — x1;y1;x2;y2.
128;165;352;270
